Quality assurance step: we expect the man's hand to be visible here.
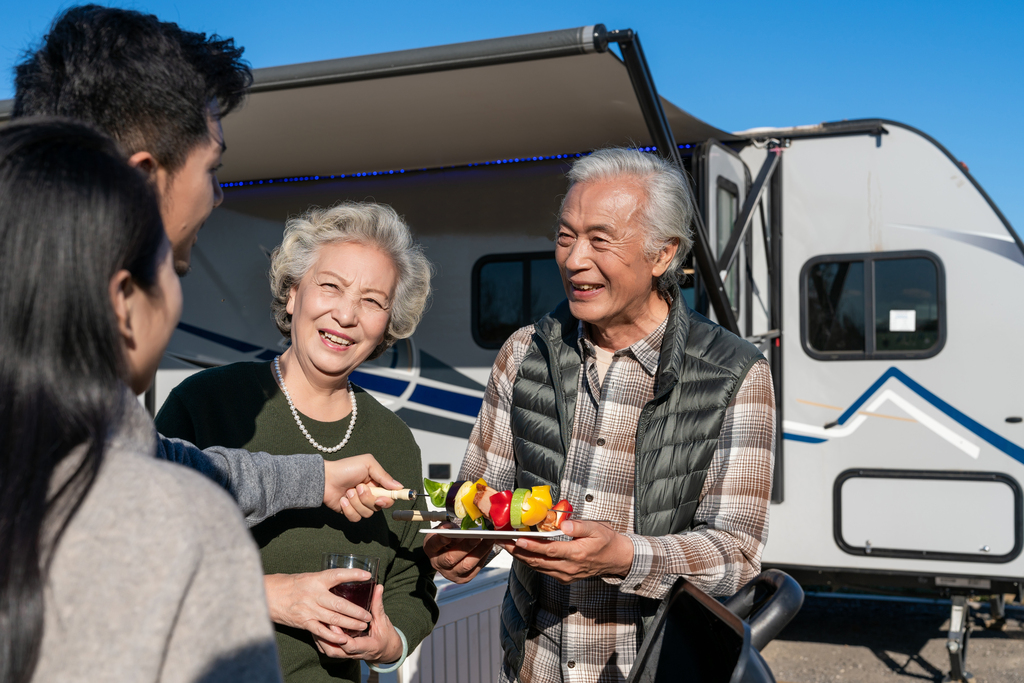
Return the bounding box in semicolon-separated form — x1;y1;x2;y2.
312;584;404;664
323;453;402;522
264;569;373;644
501;520;634;584
423;523;496;584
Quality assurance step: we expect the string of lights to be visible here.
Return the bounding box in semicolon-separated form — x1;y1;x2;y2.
220;143;694;189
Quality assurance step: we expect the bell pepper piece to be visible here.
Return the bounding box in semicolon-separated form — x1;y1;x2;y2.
530;485;553;509
520;495;549;527
488;490;514;531
423;479;452;508
461;480;484;521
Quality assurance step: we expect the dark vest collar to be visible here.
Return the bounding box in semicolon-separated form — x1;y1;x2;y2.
536;287;691;401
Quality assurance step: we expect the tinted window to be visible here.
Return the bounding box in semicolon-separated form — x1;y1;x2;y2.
530;258;565;322
476;260;524;346
802;252;944;360
716;181;740;315
474;252;565;348
874;258;939;352
806;261;865;353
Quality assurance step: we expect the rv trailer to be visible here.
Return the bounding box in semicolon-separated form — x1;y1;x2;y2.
4;23;1020;682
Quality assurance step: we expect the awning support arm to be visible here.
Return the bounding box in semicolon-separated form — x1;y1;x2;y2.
601;27;740;335
716;147;782;280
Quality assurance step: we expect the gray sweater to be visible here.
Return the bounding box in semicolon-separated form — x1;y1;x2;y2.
33;397;283;683
156;434;324;527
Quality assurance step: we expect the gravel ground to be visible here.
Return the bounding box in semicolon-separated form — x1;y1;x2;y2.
760;595;1024;683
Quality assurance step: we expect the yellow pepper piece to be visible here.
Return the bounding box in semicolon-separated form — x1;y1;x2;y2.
461;481;484;521
530;485;553;509
520;495;550;527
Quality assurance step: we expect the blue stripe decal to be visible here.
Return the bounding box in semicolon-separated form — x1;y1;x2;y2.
784;433;827;444
177;322;262;353
350;370;409;396
837;367;1024;464
409;384;483;417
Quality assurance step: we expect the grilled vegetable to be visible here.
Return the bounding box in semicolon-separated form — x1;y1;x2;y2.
423;479;452;508
537;499;573;532
488;490;514;531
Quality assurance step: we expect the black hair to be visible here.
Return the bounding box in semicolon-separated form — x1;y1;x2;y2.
12;4;251;173
0;118;166;683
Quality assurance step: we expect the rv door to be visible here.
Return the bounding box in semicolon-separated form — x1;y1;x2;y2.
695;140;753;334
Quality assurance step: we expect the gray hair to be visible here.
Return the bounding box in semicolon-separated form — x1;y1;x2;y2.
561;147;695;294
269;202;432;360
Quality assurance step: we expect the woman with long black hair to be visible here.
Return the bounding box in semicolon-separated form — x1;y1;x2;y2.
0;119;292;683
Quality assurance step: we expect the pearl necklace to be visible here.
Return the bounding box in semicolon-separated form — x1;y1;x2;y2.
273;355;356;453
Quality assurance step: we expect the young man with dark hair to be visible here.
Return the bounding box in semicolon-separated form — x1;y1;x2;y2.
12;6;411;656
13;4;395;533
14;3;249;277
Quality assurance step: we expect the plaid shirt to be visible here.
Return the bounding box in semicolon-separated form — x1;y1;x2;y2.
460;316;775;683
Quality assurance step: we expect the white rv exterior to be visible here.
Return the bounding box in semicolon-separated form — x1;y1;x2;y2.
735;123;1024;593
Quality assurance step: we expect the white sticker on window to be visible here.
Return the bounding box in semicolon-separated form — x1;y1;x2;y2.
890;309;916;332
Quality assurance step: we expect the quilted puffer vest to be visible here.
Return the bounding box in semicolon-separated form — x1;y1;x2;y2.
499;290;763;676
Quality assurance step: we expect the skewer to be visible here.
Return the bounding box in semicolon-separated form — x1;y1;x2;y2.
368;486;418;501
392;510;451;522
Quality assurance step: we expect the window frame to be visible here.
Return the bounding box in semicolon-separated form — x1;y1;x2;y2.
471;250;560;349
799;249;947;361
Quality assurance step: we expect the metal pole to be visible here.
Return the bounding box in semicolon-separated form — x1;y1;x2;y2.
605;29;740;335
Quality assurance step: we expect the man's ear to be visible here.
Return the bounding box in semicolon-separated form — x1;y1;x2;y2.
652;239;680;278
127;151;160;183
109;269;137;348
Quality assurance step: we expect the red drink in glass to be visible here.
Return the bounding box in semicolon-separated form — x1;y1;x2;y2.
330;579;376;635
322;553;380;637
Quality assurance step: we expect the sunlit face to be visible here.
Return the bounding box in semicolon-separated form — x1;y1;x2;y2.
157;112;225;276
125;246;183;394
555;178;675;347
286;241;398;383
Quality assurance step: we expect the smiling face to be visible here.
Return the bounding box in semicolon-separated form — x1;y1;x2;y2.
556;178;677;350
286;240;398;385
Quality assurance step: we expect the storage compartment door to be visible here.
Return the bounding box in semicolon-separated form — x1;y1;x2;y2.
835;469;1022;563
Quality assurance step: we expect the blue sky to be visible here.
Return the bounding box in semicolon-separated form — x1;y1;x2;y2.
2;1;1022;232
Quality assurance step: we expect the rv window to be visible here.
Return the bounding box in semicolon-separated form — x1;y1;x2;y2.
874;258;940;352
715;179;740;316
473;252;564;348
806;261;866;353
801;251;945;360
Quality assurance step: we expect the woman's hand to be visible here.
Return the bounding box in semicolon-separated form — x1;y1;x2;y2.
313;584;403;664
323;453;403;522
264;569;372;645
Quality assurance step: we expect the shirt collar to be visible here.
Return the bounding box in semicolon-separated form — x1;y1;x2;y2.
576;315;667;378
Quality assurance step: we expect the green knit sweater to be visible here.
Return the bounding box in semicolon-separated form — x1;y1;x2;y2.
156;361;437;683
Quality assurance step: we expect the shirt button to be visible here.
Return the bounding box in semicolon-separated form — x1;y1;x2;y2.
568;605;577;614
634;583;643;591
585;494;594;503
596;437;606;446
567;661;576;669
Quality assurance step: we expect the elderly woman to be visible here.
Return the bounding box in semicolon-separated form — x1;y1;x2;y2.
156;202;437;682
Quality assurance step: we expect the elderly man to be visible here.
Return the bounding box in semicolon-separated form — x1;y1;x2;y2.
425;147;775;682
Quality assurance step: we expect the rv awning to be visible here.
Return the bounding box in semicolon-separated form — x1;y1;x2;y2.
0;26;735;184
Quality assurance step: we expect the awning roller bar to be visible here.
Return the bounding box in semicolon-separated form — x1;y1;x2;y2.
251;25;600;93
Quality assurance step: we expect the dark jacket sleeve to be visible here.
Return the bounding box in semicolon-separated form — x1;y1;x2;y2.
155;393;325;528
